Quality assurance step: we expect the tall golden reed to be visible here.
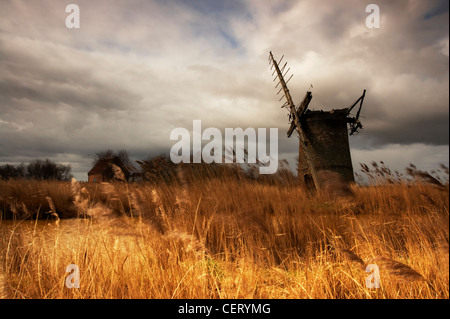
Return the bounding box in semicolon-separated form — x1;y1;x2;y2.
0;164;448;299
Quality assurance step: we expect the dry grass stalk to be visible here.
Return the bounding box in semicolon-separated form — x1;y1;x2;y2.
368;256;425;283
110;163;126;182
0;254;10;299
129;191;143;219
151;188;169;231
165;229;208;258
339;249;366;270
71;177;90;217
0;273;10;299
45;196;60;225
437;239;449;256
71;178;114;219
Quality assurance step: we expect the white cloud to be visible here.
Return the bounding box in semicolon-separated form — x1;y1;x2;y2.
439;37;449;57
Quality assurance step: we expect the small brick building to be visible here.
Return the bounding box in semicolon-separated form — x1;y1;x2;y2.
88;158;141;183
87;159;111;183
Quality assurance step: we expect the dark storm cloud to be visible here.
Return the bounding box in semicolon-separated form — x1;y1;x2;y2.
0;37;142;111
365;112;450;146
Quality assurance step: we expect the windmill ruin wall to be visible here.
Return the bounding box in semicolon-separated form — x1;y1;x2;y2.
298;108;355;196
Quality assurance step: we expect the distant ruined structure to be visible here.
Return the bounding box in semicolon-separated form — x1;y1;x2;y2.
88;158;140;183
268;52;367;196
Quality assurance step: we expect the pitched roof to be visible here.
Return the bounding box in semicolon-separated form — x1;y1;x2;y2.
88;158;133;176
88;159;112;176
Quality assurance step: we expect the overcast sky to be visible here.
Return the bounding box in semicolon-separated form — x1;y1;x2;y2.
1;0;448;181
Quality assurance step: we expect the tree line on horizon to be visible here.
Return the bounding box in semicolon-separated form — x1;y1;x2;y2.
1;149;448;187
0;150;134;182
0;159;73;181
0;148;297;185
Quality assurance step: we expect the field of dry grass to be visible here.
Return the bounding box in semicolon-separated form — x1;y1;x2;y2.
0;164;448;299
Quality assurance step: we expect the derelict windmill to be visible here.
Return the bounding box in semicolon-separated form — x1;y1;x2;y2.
268;51;366;195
